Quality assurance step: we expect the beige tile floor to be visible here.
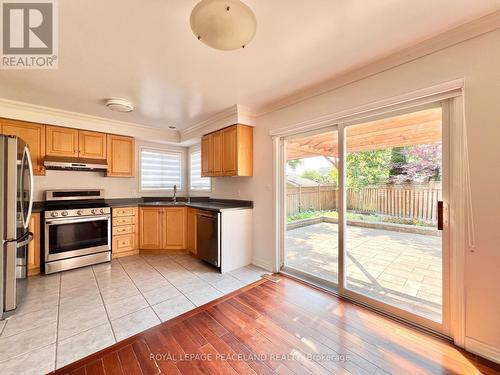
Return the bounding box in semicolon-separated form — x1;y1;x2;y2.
0;254;267;374
286;222;442;322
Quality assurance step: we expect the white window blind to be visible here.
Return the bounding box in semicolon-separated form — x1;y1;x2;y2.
141;148;182;190
190;149;211;191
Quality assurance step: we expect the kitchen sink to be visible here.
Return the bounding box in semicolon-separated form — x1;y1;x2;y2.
146;201;185;206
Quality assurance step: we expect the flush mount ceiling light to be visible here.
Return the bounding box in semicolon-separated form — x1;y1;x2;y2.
190;0;257;51
105;98;134;113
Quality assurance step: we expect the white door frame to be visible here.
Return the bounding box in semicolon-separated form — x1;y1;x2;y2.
272;80;468;345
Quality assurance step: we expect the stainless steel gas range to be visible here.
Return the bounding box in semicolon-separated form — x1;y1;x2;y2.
43;189;111;274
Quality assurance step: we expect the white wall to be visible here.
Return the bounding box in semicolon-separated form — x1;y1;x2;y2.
214;29;500;354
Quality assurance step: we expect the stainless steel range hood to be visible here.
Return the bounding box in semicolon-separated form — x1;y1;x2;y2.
44;156;108;171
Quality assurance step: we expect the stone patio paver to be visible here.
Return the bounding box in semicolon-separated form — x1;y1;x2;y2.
285;222;442;322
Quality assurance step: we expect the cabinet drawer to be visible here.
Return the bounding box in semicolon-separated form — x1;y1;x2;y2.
113;207;136;217
113;234;135;253
113;216;135;226
112;225;134;235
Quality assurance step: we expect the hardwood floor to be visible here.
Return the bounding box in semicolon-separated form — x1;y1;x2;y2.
52;275;500;375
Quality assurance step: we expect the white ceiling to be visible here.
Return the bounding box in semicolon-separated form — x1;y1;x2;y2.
0;0;498;131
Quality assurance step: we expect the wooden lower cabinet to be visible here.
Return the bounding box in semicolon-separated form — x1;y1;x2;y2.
163;207;186;250
139;207;187;250
27;213;41;276
112;207;138;258
139;207;163;249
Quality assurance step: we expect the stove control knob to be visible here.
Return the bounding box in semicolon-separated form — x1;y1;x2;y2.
91;209;97;214
61;211;68;217
77;210;84;216
50;212;58;217
99;208;105;214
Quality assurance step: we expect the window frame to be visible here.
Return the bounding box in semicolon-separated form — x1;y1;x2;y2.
139;145;186;193
188;145;211;193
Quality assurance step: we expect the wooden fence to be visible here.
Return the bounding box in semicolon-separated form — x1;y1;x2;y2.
286;184;337;216
287;183;442;222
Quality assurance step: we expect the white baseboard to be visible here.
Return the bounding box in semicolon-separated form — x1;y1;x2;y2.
251;258;273;272
465;337;500;364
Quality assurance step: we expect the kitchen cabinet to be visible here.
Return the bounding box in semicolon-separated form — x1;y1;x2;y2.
201;136;210;176
139;207;163;249
112;206;138;258
222;125;238;175
139;207;187;250
163;207;186;250
46;125;79;157
210;132;223;176
187;207;197;254
106;134;135;177
1;119;46;175
78;130;107;159
27;213;41;276
201;124;253;177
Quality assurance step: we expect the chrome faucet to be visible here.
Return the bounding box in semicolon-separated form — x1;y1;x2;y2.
173;184;177;203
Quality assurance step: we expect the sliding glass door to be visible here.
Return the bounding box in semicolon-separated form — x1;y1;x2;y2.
281;102;450;335
282;127;339;288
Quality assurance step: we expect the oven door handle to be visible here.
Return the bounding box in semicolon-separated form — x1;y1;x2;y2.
45;215;110;225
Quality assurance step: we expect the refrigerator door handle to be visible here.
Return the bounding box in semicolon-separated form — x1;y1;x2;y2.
15;231;34;248
22;146;35;229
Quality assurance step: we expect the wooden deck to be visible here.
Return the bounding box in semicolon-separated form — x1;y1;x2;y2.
52;276;500;375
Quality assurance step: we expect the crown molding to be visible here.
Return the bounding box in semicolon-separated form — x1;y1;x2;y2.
0;98;179;142
256;10;500;117
180;104;256;142
181;105;238;136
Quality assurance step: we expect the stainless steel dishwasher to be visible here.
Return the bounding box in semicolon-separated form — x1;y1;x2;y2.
196;210;221;268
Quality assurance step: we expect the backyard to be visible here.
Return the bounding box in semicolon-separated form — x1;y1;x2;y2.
285;220;442;322
284;107;444;323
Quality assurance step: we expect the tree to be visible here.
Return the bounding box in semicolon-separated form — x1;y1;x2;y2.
346;149;392;190
287;159;303;171
301;169;326;183
389;147;408;180
391;143;441;184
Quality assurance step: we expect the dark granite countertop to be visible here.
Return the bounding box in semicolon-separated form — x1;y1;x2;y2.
107;197;252;212
32;197;253;213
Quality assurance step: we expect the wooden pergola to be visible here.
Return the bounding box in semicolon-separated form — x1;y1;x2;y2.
286;108;442;161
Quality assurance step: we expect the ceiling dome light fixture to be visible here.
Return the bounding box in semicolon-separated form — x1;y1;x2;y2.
105;98;134;113
190;0;257;51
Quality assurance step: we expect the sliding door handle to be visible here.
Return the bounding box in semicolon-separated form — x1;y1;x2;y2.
437;201;444;231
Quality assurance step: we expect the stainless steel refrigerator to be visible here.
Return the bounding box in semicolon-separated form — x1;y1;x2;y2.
1;135;34;318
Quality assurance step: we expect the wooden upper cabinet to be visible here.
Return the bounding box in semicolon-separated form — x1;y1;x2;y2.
211;132;222;175
222;126;238;175
78;130;107;159
201;136;210;176
139;208;163;249
106;134;135;177
201;124;253;177
1;119;46;175
46;126;79;157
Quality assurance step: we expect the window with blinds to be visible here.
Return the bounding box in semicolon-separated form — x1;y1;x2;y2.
140;148;183;191
190;149;211;191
